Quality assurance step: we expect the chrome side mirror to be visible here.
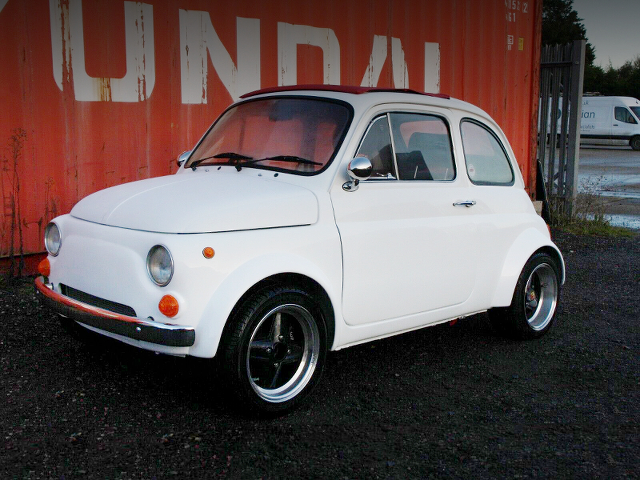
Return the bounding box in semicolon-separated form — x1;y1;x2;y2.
343;157;373;192
177;150;192;168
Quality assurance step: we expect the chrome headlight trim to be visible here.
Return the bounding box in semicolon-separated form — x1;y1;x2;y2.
146;245;174;287
44;222;62;257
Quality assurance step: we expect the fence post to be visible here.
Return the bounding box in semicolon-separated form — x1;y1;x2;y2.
565;40;586;216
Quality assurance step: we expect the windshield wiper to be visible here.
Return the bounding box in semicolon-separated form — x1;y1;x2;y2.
190;152;253;170
234;155;322;171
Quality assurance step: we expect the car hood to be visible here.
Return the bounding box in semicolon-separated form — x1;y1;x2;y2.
70;171;319;233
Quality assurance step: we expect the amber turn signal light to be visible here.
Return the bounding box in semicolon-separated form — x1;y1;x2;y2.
159;295;179;318
38;258;51;277
202;247;215;259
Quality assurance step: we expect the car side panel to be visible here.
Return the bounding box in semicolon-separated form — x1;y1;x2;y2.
490;226;565;307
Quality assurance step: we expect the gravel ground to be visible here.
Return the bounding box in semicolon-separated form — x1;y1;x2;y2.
1;230;638;479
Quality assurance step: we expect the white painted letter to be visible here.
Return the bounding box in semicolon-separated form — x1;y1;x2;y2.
360;36;410;88
424;42;440;93
49;0;155;102
277;22;340;86
391;37;409;88
360;35;387;87
179;12;260;104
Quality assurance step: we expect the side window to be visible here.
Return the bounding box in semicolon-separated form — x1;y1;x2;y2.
614;107;637;124
389;113;455;181
356;115;396;179
460;120;514;186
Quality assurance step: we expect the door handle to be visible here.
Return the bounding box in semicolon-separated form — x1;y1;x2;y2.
453;200;476;208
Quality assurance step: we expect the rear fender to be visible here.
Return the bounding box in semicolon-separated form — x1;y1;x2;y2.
491;228;565;307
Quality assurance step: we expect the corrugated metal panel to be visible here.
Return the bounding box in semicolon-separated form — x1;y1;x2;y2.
0;0;541;266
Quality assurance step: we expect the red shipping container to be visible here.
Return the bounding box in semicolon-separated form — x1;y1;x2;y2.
0;0;541;271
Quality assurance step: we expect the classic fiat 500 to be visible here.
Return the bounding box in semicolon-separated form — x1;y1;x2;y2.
36;86;564;413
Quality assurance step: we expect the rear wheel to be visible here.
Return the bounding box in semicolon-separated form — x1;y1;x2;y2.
219;285;327;414
490;252;561;339
630;136;640;151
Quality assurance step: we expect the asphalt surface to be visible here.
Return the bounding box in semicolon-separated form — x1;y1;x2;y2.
1;230;638;479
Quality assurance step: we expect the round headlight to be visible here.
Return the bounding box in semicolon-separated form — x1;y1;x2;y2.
146;245;174;286
44;222;61;256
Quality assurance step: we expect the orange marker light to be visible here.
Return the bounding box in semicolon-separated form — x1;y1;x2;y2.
38;258;51;277
202;247;215;259
159;295;179;318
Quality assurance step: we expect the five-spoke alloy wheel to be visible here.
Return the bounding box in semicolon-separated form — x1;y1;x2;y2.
220;285;327;414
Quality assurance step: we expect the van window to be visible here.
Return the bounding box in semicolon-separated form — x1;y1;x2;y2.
630;106;640;121
614;107;637;124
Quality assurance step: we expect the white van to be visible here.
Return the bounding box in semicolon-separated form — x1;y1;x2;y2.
580;96;640;150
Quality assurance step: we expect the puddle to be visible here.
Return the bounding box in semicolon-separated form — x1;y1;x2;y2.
583;213;640;230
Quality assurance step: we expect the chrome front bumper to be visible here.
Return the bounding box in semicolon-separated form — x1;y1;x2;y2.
35;277;195;347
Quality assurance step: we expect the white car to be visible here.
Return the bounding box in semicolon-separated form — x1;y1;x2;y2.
36;86;564;413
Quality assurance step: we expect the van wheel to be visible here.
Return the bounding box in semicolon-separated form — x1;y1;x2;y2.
630;136;640;151
489;252;561;339
219;285;327;415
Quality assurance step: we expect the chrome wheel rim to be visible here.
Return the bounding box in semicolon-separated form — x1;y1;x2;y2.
524;263;558;331
246;304;320;403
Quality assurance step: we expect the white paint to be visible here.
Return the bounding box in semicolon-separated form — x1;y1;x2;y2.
277;22;340;86
360;36;414;89
360;35;387;87
424;42;440;93
179;12;260;103
46;4;441;103
391;37;409;88
49;0;155;102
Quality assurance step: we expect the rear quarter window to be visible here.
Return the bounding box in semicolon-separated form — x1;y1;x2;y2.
460;119;514;186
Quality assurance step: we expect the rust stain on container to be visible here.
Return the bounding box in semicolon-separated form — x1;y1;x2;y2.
0;0;542;269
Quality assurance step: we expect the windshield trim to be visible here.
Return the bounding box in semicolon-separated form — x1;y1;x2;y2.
184;95;354;176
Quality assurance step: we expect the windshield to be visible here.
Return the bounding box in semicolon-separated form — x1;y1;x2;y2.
185;97;352;174
631;106;640;121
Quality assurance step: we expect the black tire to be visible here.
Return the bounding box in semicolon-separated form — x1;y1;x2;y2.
219;285;328;414
630;136;640;151
489;252;561;340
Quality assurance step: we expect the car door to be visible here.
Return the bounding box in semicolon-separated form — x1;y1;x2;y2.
330;108;479;326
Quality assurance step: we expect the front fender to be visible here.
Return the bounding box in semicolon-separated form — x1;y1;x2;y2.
189;252;341;358
491;228;565;307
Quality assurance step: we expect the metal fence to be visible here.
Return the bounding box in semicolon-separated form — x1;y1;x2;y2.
537;40;585;218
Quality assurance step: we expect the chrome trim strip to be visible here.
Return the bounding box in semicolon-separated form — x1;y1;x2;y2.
35;277;195;347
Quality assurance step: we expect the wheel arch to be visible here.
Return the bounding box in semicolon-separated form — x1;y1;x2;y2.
491;228;565;307
223;273;336;352
189;255;338;359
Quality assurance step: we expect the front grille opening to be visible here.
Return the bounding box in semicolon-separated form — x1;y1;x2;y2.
60;284;137;317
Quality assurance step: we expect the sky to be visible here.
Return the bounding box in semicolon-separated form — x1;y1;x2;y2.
572;0;640;68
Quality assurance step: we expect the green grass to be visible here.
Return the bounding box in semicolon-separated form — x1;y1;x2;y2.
558;217;636;237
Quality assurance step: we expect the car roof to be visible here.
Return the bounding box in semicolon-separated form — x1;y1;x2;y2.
240;84;490;120
241;84;451;100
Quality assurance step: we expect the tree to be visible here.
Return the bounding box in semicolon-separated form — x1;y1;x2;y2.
542;0;595;65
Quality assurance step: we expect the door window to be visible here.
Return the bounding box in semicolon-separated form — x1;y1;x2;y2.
460;120;514;186
389;113;455;181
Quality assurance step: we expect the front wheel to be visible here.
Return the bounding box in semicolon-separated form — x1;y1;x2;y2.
219;285;327;414
630;136;640;151
490;252;561;339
